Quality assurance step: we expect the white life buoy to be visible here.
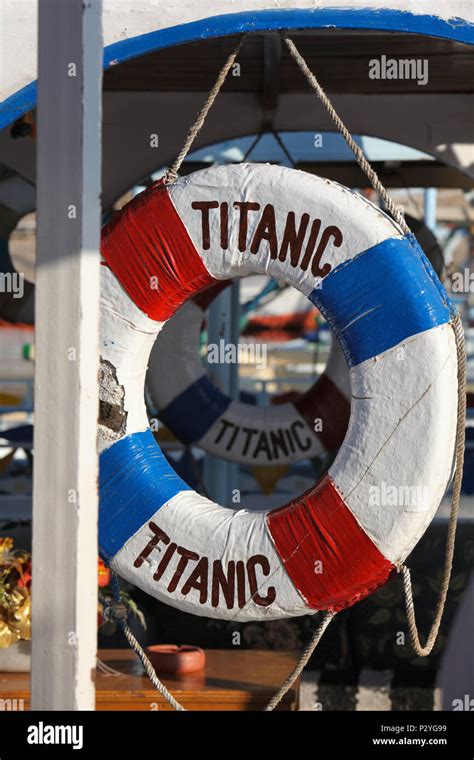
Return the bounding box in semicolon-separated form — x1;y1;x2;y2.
99;164;457;621
147;280;350;465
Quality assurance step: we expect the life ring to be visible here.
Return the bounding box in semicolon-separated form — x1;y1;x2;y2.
146;216;444;466
147;280;350;465
99;164;457;621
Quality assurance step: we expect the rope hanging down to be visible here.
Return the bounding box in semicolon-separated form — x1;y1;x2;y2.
402;313;466;656
283;36;409;233
102;573;187;711
164;37;247;184
164;33;409;237
264;611;336;711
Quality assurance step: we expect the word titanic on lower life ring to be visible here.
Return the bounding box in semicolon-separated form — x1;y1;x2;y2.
191;200;343;277
134;522;276;610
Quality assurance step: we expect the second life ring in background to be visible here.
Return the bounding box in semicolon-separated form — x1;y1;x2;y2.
146;215;444;466
99;164;457;621
147;280;350;465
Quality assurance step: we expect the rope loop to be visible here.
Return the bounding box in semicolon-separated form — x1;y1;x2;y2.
101;599;128;624
401;313;466;657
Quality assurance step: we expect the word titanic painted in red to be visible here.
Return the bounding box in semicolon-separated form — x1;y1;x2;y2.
191;201;343;277
135;522;276;610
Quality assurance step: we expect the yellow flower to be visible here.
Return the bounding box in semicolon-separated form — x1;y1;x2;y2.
0;538;14;564
7;590;31;641
0;619;20;649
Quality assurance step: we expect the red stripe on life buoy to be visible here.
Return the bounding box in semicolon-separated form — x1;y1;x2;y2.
293;374;350;452
267;475;394;611
101;183;218;321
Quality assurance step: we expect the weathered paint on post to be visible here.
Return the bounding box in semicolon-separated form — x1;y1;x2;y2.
32;0;102;710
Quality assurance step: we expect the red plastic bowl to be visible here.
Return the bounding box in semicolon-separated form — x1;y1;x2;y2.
145;645;206;675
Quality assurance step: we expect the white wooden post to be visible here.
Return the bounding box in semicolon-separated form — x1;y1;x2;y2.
32;0;103;710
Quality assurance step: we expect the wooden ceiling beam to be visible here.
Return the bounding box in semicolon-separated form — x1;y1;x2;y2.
103;32;474;95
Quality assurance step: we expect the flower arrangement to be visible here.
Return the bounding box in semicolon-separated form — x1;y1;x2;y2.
0;538;31;648
0;541;145;648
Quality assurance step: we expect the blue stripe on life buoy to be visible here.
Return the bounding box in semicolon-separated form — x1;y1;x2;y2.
99;429;190;560
309;235;451;368
159;374;232;445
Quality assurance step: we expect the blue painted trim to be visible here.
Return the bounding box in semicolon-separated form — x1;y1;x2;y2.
159;375;232;445
99;429;190;560
1;8;473;130
103;8;474;69
0;82;37;131
309;234;452;367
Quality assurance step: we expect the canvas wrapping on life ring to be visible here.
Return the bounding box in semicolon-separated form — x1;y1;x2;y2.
147;280;351;465
99;164;457;622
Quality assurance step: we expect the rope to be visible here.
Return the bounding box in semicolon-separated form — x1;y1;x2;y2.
283;36;409;234
264;611;336;711
401;313;466;656
120;624;186;711
102;572;335;712
102;573;187;711
164;37;246;184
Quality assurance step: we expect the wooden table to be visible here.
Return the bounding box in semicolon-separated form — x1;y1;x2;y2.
0;649;300;711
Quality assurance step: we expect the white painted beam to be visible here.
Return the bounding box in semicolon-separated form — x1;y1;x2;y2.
32;0;102;710
1;1;474;106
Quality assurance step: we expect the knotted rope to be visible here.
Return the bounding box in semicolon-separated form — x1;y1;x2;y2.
101;574;187;711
